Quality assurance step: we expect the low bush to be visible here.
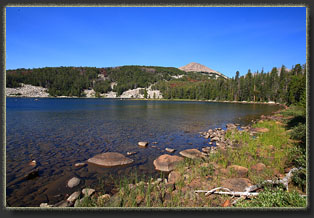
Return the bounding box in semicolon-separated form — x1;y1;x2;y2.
236;187;306;207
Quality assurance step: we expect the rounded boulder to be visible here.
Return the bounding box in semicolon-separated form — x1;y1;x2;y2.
87;152;134;167
153;154;184;172
179;149;202;159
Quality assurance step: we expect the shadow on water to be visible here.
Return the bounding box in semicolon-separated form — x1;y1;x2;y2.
6;98;280;207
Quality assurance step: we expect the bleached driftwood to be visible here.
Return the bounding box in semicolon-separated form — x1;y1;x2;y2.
263;167;300;191
195;187;259;197
195;187;231;196
195;167;302;205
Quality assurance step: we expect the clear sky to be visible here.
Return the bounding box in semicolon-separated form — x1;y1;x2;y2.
6;6;306;77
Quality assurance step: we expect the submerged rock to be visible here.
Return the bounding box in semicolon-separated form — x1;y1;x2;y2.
126;151;137;156
165;148;176;153
87;152;134;167
24;168;40;180
67;177;80;188
179;149;203;159
29;160;37;167
74;162;86;168
138;141;148;147
153;154;184;172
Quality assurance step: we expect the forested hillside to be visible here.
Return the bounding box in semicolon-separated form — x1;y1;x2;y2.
6;63;306;106
6;66;186;97
153;64;306;106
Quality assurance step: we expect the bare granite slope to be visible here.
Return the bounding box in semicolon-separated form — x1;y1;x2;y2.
179;62;228;79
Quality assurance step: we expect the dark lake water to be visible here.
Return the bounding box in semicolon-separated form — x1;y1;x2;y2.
6;98;281;207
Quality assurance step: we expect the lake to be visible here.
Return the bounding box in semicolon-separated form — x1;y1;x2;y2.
6;98;281;207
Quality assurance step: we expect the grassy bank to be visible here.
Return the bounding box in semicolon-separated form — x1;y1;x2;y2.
74;106;306;208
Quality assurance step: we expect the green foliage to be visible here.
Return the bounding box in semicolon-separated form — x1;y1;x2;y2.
153;63;305;104
287;74;306;106
76;196;98;207
140;88;148;98
282;105;306;149
108;65;185;96
6;67;99;96
236;187;306;207
292;168;306;192
290;123;306;148
93;80;111;93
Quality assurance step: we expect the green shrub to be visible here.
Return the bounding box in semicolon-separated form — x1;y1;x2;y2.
236;187;306;207
289;123;306;148
292;168;306;192
93;80;111;93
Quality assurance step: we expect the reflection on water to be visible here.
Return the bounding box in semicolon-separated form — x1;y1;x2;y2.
6;98;280;207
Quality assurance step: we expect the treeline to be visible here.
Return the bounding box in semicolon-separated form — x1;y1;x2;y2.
6;65;185;97
153;64;306;106
6;67;100;97
6;64;306;106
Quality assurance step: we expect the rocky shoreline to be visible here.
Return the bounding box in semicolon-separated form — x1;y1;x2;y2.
6;84;284;107
6;83;163;99
34;108;294;208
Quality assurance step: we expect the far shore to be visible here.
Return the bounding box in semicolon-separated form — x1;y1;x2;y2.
6;95;285;107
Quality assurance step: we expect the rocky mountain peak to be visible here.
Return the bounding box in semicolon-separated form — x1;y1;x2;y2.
178;62;228;79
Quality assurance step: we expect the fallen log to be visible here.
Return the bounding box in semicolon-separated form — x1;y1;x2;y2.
195;188;259;197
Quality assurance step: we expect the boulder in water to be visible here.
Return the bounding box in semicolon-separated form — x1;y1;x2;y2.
74;162;86;168
67;177;80;188
165;148;175;153
179;149;203;159
138;142;148;147
87;152;134;167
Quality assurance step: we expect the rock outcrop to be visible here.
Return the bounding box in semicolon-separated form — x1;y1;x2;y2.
6;84;49;97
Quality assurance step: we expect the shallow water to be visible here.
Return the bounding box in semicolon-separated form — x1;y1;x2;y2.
6;98;280;207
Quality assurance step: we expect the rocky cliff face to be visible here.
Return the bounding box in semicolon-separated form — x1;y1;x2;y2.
179;62;228;79
6;84;49;97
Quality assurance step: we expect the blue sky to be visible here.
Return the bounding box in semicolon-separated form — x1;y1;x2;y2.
6;7;306;77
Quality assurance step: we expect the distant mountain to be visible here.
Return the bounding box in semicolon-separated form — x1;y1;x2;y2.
179;62;228;79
